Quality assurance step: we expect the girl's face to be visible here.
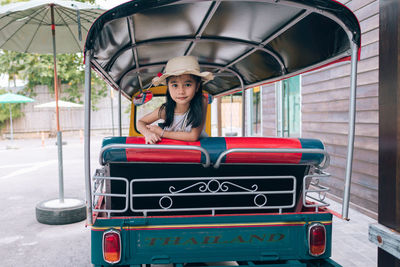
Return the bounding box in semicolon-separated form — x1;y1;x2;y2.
167;74;200;106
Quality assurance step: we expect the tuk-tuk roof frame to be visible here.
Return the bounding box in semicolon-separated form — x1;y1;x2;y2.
84;0;361;100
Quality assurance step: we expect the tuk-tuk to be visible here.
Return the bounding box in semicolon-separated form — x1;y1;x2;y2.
83;1;361;266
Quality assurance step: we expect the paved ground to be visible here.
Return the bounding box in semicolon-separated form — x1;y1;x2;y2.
328;200;377;266
0;134;377;266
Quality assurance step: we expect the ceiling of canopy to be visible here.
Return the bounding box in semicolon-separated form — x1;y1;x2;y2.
84;0;361;99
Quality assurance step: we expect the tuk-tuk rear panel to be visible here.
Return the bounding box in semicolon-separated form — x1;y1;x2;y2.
91;212;333;266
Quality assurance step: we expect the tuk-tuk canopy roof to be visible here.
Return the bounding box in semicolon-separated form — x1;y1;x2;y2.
85;0;361;99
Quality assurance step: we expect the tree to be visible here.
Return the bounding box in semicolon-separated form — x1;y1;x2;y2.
21;53;107;106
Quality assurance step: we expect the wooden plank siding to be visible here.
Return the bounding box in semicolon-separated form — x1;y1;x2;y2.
261;84;276;136
301;0;379;217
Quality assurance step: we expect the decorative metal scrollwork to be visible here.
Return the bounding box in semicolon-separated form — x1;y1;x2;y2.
159;196;173;209
169;179;258;194
130;176;296;214
160;179;265;210
254;194;268;207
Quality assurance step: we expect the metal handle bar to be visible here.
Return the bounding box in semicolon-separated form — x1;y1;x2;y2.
213;148;330;169
99;143;211;167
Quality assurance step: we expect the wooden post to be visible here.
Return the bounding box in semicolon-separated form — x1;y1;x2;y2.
79;129;83;143
41;132;45;147
378;0;400;265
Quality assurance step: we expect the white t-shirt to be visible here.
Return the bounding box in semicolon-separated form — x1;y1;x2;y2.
163;111;208;138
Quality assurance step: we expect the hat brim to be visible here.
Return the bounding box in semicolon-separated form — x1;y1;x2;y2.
152;70;214;86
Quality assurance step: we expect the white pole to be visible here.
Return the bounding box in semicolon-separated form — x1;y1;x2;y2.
9;104;13;140
84;51;93;225
342;43;359;220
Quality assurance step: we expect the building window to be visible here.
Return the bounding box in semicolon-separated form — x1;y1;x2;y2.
276;75;301;137
135;95;165;126
221;93;242;136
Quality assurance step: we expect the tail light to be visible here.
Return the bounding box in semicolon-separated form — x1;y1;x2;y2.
103;229;121;264
308;223;326;256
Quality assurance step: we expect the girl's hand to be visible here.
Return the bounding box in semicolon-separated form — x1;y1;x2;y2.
143;131;161;144
146;125;163;136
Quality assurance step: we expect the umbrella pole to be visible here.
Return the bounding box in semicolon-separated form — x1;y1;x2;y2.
51;4;64;203
9;103;13;141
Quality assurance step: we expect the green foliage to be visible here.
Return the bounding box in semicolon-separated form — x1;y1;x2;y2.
0;51;107;109
0;50;26;87
21;52;108;108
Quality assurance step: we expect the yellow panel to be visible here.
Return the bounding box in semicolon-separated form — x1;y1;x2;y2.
205;103;211;135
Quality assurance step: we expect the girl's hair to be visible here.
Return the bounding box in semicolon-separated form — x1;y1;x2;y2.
159;75;204;129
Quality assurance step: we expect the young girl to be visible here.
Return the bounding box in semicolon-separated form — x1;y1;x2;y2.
137;56;214;144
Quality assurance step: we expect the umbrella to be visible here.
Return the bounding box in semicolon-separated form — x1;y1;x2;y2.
34;100;83;108
0;0;103;134
0;0;104;53
0;0;104;224
0;93;34;140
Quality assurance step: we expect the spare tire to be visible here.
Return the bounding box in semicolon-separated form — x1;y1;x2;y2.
36;198;86;225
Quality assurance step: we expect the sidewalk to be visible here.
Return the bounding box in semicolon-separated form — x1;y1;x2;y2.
328;199;377;266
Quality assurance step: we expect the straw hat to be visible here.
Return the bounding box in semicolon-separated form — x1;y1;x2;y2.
152;56;214;86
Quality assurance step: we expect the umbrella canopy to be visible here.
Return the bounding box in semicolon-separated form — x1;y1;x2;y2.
0;92;34;103
0;92;34;140
34;100;83;108
0;0;104;54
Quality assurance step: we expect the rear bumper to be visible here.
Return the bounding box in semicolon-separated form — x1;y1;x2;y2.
92;259;341;267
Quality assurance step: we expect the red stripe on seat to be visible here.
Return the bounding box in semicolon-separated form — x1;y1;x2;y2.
224;137;302;164
125;137;202;163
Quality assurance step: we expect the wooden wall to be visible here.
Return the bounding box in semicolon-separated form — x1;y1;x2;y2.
301;0;379;217
259;0;379;217
262;84;276;137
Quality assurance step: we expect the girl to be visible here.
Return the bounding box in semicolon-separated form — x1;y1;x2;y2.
137;56;214;144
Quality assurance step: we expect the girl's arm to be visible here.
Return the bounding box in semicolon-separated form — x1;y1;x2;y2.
137;107;163;144
151;97;208;142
